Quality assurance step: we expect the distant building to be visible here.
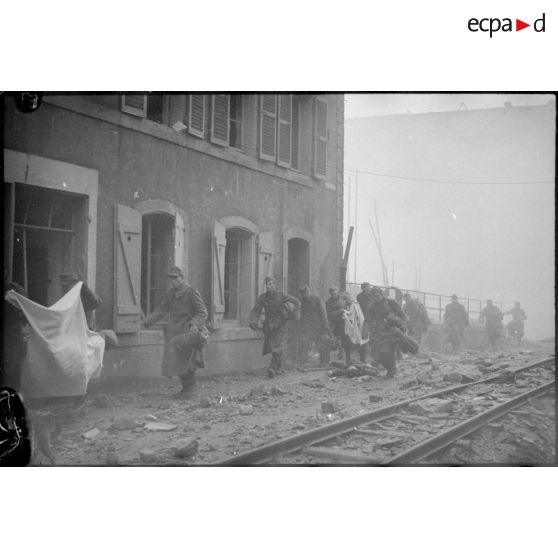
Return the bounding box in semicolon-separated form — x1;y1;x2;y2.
3;94;344;376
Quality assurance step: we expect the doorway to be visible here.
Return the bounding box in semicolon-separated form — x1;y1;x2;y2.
287;238;310;296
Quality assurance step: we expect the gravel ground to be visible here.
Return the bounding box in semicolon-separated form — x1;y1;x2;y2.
29;339;554;466
424;390;555;465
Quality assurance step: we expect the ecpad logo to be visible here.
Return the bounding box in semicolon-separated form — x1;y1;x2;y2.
468;13;546;37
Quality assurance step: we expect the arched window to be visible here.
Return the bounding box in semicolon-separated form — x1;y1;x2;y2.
141;213;175;315
212;216;265;329
133;200;188;325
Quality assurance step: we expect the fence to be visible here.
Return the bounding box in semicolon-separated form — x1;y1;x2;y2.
345;283;502;324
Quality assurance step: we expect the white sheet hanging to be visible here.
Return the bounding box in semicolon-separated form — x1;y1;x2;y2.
5;282;105;397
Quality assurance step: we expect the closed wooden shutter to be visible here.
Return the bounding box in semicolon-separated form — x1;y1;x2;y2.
211;221;226;329
259;94;277;161
313;98;328;179
114;204;142;333
210;95;230;146
174;211;185;272
188;95;205;138
121;95;147;117
257;232;274;295
277;95;292;167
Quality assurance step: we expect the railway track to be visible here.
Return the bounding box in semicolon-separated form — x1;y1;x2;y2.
214;356;555;465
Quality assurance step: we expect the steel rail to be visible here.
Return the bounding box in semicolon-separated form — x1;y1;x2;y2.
386;379;555;464
214;356;555;465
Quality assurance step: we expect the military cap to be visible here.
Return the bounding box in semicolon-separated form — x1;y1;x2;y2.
167;266;184;278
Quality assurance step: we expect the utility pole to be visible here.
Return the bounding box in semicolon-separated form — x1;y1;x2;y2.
340;226;354;291
347;176;352;281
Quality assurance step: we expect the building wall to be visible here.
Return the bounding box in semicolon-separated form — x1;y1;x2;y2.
3;94;344;377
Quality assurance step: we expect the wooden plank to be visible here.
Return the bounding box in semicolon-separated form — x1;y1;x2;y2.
301;446;381;464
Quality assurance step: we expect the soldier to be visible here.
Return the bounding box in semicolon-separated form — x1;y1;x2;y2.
356;282;375;315
402;292;431;346
59;271;102;330
365;287;409;377
250;277;300;378
142;266;209;399
298;285;330;366
340;291;368;364
325;286;345;358
480;299;504;351
504;302;527;345
443;294;469;353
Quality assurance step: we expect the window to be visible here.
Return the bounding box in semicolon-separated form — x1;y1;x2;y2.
259;94;308;171
210;95;244;149
313;98;328;178
259;94;277;161
211;218;263;329
277;95;292;167
224;230;241;319
146;94;164;124
141;213;175;316
229;95;243;149
187;94;206;138
11;184;86;306
121;95;147;117
291;96;301;170
121;94;166;124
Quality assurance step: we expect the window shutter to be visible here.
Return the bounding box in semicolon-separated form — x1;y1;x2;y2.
121;95;147;117
313;98;328;179
210;95;230;146
174;211;185;272
188;95;205;138
259;94;277;161
257;232;274;294
277;95;292;167
114;204;142;333
211;220;226;329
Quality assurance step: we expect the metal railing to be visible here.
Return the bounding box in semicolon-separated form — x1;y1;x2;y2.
345;283;502;324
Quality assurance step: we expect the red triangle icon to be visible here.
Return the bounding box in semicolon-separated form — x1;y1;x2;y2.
516;19;530;31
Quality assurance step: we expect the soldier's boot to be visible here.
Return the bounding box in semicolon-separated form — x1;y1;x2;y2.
267;354;278;378
175;371;196;399
383;353;397;378
273;352;284;375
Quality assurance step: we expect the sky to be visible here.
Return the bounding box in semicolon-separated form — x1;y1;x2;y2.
343;94;555;340
345;93;554;119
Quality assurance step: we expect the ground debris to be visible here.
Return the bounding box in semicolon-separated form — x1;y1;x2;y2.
144;421;178;432
321;401;340;414
399;379;419;390
171;437;199;458
82;428;102;440
238;404;254;415
139;448;158;464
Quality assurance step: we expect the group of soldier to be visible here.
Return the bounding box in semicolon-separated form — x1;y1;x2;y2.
2;264;528;401
443;295;527;353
